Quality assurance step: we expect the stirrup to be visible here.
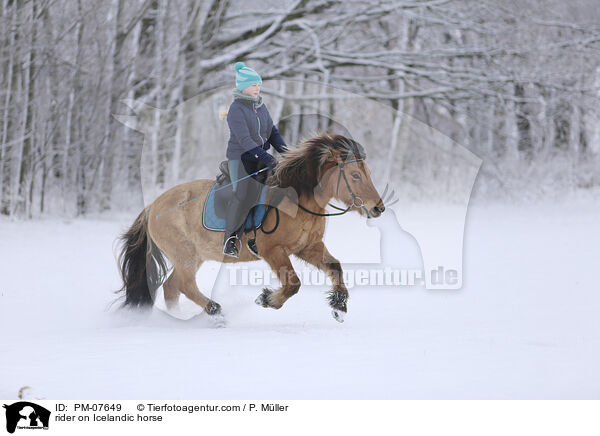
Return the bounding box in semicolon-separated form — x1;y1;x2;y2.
223;235;240;258
247;238;260;258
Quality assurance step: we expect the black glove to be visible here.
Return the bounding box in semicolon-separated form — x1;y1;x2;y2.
264;154;277;171
244;146;275;168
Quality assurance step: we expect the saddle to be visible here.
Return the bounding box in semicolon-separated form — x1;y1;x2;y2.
202;160;270;233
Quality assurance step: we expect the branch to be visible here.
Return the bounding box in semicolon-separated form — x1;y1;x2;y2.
196;0;307;71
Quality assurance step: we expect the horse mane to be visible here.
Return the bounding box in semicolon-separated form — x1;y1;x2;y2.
269;132;366;198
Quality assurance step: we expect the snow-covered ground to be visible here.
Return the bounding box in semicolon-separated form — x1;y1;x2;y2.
1;201;599;399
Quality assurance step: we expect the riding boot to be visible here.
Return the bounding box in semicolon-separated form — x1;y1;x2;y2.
223;195;245;257
243;166;268;258
247;237;260;257
223;234;240;258
247;228;260;257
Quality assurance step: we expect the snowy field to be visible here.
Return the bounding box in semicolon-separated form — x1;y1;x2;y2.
1;201;599;399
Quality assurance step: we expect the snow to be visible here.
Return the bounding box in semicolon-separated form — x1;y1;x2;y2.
0;201;599;399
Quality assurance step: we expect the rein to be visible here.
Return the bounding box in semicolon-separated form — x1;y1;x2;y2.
261;157;368;234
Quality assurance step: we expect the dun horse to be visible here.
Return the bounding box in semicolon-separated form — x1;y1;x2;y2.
116;133;385;323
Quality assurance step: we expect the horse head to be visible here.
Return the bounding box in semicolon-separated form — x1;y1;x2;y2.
272;132;385;218
326;147;385;218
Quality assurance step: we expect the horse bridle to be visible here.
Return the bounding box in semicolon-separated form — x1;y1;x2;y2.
294;157;370;217
260;157;368;235
335;157;366;207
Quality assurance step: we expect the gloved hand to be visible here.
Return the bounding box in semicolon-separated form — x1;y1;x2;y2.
243;146;277;172
264;154;277;171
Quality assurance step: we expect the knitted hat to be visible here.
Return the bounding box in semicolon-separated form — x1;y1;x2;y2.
234;62;262;91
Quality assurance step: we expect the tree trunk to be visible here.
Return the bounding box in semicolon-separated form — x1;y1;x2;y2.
124;17;142;188
14;1;36;216
63;14;84;214
99;0;123;211
503;85;519;161
0;0;16;215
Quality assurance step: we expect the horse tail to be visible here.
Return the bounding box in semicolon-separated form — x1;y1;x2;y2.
117;207;168;308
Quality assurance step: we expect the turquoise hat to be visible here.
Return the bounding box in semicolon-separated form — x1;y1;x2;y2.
234;62;262;91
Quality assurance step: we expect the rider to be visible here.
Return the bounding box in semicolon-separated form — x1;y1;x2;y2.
223;61;288;258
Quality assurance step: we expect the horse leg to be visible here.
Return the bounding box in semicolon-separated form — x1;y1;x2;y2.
175;267;222;315
151;216;222;315
159;234;224;324
163;270;181;311
295;241;348;323
176;266;226;327
255;246;301;309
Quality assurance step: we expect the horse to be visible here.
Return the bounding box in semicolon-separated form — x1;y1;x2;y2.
116;132;385;324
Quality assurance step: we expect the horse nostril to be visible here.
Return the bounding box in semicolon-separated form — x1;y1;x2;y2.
370;206;384;217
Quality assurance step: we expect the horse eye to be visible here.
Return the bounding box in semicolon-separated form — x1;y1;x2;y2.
352;173;360;180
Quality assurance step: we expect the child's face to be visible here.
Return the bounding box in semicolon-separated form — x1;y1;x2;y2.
242;82;261;98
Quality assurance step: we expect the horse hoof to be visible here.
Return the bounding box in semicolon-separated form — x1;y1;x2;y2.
332;309;345;323
205;300;222;315
255;289;272;308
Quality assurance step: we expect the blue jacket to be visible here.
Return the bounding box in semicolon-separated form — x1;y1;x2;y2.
226;97;287;165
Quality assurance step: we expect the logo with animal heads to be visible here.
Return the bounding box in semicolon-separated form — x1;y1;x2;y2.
2;402;50;434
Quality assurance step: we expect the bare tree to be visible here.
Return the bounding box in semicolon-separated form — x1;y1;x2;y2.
1;0;599;218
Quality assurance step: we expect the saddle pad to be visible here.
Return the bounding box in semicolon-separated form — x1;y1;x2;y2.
202;182;269;232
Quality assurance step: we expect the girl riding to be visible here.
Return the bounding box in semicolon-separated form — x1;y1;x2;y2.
223;62;288;257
